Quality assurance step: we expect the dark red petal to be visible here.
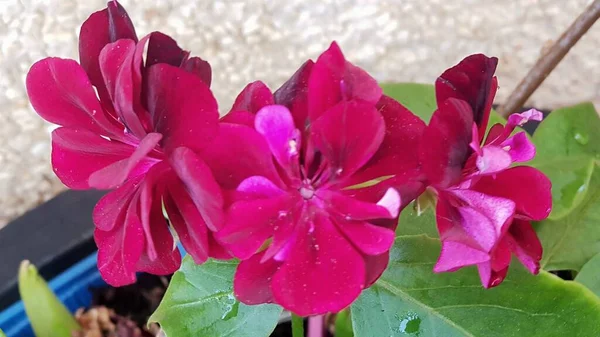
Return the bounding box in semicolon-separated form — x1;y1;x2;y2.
435;54;498;136
169;147;224;231
335;219;395;255
217;194;294;259
94;187;144;286
146;31;186;68
234;252;281;305
26;58;119;135
200;123;283;190
274;60;314;129
164;175;211;265
506;219;542;274
271;213;365;316
254;105;301;174
136;180;181;275
363;252;389;287
319;189;399;220
472;166;552;221
230;81;274;114
182;56;212;87
220;111;255;127
310;100;385;182
419;98;473;187
146;64;219;152
308;42;381;121
99;39;147;138
79;1;137;105
350;95;426;184
51;127;134;190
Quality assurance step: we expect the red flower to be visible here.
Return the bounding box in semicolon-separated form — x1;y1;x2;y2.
206;42;425;315
419;54;552;287
26;1;225;286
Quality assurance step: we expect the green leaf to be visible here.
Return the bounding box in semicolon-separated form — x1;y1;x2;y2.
531;102;600;219
381;83;437;122
335;309;354;337
150;257;282;337
351;235;600;337
18;260;80;337
575;252;600;297
0;328;6;337
396;206;437;238
380;83;506;127
535;165;600;272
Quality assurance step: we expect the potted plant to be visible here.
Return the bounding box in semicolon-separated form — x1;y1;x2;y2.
3;0;600;336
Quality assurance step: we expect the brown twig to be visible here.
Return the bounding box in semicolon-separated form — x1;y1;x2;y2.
498;0;600;117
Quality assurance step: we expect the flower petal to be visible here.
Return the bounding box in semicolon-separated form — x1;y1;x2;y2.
182;56;212;87
217;195;295;259
433;240;490;273
472;166;552;221
320;188;399;220
310;100;385;182
94;188;144;286
274;60;314;129
364;252;389;287
234;252;281;305
146;32;186;68
349;95;426;184
308;42;381;120
51;127;134;189
219;111;256;127
26;58;119;135
272;213;365;316
419;98;473;187
145;64;219;152
452;189;516;243
255;105;301;173
477;259;509;288
502;132;536;163
88;132;162;190
99;39;147;138
435;54;498;137
335;219;395;255
164;177;211;264
237;176;286;199
79;1;137;106
93;175;143;232
201;123;283;190
169;147;224;231
506;219;542;274
475;145;513;175
230;81;274;114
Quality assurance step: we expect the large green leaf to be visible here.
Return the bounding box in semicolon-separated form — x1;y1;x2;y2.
531;103;600;219
150;257;282;337
575;252;600;297
351;235;600;337
18;260;80;337
535;161;600;272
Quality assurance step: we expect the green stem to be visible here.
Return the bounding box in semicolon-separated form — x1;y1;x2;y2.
291;313;305;337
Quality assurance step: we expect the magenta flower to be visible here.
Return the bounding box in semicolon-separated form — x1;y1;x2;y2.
26;1;225;286
204;42;425;315
419;54;552;287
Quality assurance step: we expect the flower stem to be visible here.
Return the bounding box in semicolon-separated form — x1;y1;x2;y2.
292;313;305;337
308;315;324;337
498;0;600;117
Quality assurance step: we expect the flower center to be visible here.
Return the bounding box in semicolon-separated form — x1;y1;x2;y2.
299;186;315;200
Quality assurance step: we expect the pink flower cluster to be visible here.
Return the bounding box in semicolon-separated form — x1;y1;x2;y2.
26;2;551;315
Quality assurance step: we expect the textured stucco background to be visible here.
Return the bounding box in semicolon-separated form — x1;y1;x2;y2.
0;0;598;226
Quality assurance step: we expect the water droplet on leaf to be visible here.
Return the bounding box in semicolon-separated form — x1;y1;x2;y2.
574;132;589;145
399;313;421;335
